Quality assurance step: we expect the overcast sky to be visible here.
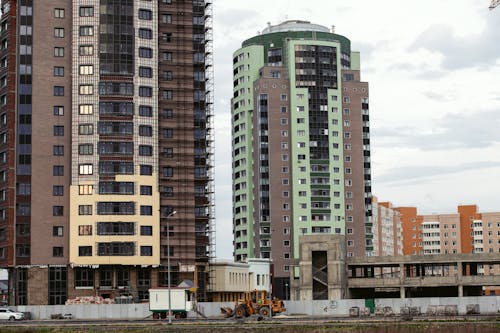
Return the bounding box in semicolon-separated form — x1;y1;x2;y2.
212;0;500;259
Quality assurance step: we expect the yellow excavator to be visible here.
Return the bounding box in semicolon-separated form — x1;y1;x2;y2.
221;290;286;318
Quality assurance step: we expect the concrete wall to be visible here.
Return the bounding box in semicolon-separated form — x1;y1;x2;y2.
15;303;151;320
13;296;500;319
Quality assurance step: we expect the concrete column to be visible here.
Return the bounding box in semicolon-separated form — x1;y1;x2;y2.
400;286;405;299
458;285;463;297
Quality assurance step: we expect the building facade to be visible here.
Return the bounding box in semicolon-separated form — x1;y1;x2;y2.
372;197;402;256
0;0;214;305
231;20;372;299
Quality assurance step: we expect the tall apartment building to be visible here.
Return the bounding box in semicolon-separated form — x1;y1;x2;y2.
372;197;402;256
0;0;214;305
231;20;372;299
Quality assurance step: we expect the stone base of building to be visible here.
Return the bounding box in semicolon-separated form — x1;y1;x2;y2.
7;264;207;305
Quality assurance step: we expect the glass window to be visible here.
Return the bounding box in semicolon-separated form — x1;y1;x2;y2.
53;66;64;76
54;47;64;57
139;47;152;58
138;28;152;39
54;28;64;38
138;9;152;20
79;6;94;17
54;8;65;18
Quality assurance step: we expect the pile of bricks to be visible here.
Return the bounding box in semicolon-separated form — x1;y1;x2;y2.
65;296;115;305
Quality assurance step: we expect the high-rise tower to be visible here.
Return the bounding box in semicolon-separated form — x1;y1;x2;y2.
231;21;372;299
0;0;214;305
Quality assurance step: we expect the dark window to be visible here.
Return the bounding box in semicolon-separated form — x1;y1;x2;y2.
53;185;64;196
162;90;173;99
139;66;152;78
54;47;64;57
53;125;64;136
79;26;93;36
140;226;153;235
164;186;173;197
162;14;172;24
79;6;94;17
78;246;92;256
53;145;64;156
117;267;130;287
17;154;29;166
53;165;64;176
139;145;152;156
53;106;64;116
48;267;67;305
139;125;152;137
161;109;173;119
137;268;151;300
140;246;152;256
99;82;133;96
138;28;152;39
53;66;64;76
163;128;173;138
53;206;64;216
98;142;134;155
139;105;152;117
99;267;112;287
99;102;133;116
140;186;152;195
18;135;31;144
74;268;94;287
54;86;64;96
162;52;172;61
97;202;135;215
79;45;93;56
78;205;92;215
139;47;152;58
78;144;93;155
140;205;152;216
140;165;152;175
163;71;173;80
52;226;63;237
16;244;30;257
163;148;173;158
98;181;134;195
162;32;172;42
97;222;135;235
97;242;135;256
99;161;134;175
52;247;63;257
162;167;173;177
138;9;152;20
139;86;152;97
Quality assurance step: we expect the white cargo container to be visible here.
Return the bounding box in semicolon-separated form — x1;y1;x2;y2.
149;288;191;319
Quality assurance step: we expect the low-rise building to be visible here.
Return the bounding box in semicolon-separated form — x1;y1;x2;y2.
208;259;270;302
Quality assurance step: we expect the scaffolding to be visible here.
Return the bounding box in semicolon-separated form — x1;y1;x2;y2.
203;0;216;298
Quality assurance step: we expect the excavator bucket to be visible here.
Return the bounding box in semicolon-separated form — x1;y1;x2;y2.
220;307;235;317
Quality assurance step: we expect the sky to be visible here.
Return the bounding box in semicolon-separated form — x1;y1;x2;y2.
211;0;500;259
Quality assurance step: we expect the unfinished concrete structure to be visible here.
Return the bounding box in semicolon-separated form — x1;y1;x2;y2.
290;234;500;300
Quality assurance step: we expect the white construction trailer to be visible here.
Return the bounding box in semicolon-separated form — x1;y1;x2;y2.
149;288;192;319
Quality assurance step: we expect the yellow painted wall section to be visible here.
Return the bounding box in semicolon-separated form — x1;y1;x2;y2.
69;170;160;266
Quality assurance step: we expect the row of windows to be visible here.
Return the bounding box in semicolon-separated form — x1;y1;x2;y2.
51;163;155;177
78;243;153;257
52;104;155;117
